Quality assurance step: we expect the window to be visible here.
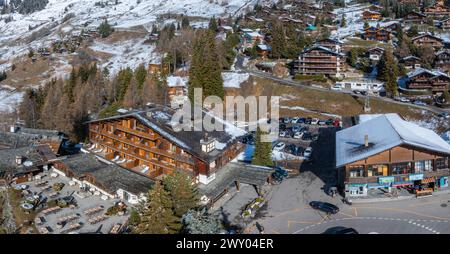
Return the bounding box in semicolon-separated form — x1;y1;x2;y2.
391;162;412;175
368;164;388;176
349;166;364;178
414;160;433;173
436;157;448;170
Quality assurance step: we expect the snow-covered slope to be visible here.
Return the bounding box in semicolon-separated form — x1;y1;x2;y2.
0;0;273;72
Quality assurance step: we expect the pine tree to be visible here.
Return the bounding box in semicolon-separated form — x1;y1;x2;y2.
363;21;369;29
270;21;286;59
181;16;190;29
208;16;218;32
162;171;199;218
182;208;223;234
98;19;114;38
377;49;399;97
134;182;181;234
252;128;274;166
134;64;147;90
340;15;346;27
188;30;225;101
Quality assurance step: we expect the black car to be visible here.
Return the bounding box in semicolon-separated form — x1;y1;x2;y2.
279;123;286;131
309;201;339;214
302;132;312;141
286;144;296;153
305;117;312;124
323;227;359;234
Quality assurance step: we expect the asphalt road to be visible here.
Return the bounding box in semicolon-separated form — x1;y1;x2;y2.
246;175;450;234
234;55;450;115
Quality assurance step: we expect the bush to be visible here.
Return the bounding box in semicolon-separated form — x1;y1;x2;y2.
106;206;119;216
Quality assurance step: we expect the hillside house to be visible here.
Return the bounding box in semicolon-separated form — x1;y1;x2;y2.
403;11;427;24
401;56;422;70
405;68;450;92
411;34;444;50
298;45;346;78
362;10;382;21
363;26;391;42
435;50;450;73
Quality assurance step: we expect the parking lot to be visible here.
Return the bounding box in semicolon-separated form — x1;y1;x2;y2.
15;172;129;234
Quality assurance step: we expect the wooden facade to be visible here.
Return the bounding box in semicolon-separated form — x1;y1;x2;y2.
407;70;450;92
339;144;450;196
362;10;382;20
363;26;390;42
424;4;450;17
298;46;346;77
411;34;444;50
404;11;426;23
435;50;450;73
88;115;244;181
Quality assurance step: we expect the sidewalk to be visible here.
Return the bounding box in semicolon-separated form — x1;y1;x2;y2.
352;189;450;204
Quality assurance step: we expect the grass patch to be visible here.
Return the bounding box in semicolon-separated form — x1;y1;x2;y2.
294;74;328;83
7;188;39;234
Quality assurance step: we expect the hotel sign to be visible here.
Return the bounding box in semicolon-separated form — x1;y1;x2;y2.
378;176;395;184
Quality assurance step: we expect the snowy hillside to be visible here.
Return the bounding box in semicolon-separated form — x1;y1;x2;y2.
0;0;266;67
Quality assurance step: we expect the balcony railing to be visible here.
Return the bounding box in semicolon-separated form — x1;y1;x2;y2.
115;125;157;140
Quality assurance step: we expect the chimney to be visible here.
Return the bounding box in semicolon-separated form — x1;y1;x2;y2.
364;134;369;147
15;155;23;165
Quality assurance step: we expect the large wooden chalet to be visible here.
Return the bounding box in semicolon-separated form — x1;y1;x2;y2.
435;50;450;73
87;106;245;185
411;34;444;50
362;10;382;20
424;3;450;17
406;68;450;92
403;11;427;24
363;26;390;42
336;114;450;198
298;45;346;78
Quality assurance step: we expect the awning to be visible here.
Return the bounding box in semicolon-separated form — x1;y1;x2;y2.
421;177;435;184
367;183;390;189
392;181;413;187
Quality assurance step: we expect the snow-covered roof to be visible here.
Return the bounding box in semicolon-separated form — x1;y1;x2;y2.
257;44;271;51
302;45;345;57
411;33;444;42
336;113;450;167
402;55;420;61
407;67;450;79
166;76;187;87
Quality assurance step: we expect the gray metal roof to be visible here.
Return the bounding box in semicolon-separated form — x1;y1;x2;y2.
336;114;450;168
60;153;154;195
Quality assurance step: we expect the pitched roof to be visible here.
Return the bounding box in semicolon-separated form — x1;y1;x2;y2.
411;33;444;42
301;45;345;57
88;106;246;163
59;153;154;195
336;113;450;167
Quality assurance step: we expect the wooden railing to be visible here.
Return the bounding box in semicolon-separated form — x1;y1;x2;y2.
115;125;157;140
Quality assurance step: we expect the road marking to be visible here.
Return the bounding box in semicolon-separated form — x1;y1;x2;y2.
354;206;450;221
338;211;355;218
354;207;358;217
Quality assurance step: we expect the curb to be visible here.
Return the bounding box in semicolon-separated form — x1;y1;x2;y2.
351;189;450;204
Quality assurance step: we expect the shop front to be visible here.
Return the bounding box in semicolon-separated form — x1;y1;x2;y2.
345;183;368;197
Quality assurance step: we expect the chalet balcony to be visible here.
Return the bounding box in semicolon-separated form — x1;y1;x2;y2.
90;127;194;165
115;125;157;141
300;65;338;68
299;60;337;64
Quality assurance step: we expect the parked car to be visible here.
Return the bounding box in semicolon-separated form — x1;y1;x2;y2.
279;123;286;131
303;147;313;158
413;100;427;106
309;201;339;214
292;125;301;133
297;117;306;124
311;118;320;125
293;131;304;139
275;167;289;177
323;227;358;234
291;146;302;156
279;117;284;123
438;113;450;119
333;120;340;127
274;142;286;151
325;119;334;125
283;117;291;124
331;85;342;91
318;120;326;125
312;134;319;141
305;117;312;124
302;132;312;141
291;117;299;123
279;131;287;137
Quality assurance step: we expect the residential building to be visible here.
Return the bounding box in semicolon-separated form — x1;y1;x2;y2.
52;153;154;204
257;44;272;58
411;34;444;50
401;56;421;70
166;76;188;109
439;18;450;30
424;3;450;17
363;26;390;42
241;29;264;49
336;113;450;198
315;38;343;53
87;106;245;186
298;45;346;78
434;50;450;73
405;68;450;92
367;47;385;61
403;11;427;24
362;10;382;20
